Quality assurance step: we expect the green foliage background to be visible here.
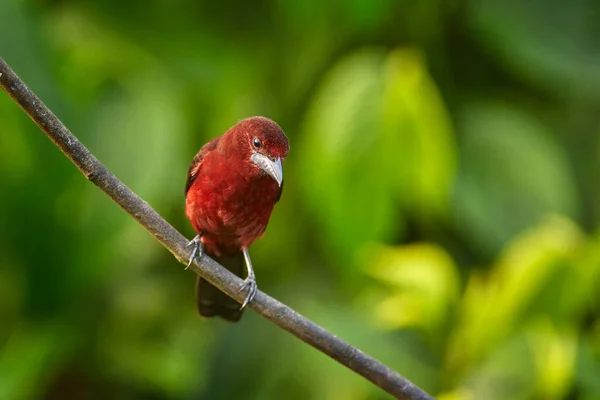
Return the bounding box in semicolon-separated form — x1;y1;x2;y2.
1;0;600;399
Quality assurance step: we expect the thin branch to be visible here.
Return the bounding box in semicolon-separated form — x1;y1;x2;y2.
0;57;434;400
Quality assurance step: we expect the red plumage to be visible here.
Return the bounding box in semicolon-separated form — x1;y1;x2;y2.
185;116;289;321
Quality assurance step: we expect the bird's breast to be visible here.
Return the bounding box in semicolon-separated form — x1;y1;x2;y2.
186;172;281;256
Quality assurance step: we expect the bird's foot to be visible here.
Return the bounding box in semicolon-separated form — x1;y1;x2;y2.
239;248;258;309
237;276;257;310
185;235;203;270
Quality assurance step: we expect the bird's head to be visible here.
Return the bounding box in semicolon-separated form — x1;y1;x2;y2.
227;116;289;187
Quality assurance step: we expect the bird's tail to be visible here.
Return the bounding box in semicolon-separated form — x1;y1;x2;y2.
195;251;245;322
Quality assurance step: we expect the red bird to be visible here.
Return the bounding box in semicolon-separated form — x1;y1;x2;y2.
185;116;289;322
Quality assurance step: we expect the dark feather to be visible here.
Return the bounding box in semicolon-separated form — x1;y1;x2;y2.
196;252;246;322
185;136;220;195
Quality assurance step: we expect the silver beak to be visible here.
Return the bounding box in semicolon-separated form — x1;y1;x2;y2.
251;153;283;187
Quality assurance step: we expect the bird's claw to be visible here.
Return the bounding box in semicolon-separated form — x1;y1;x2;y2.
185;235;203;270
237;277;257;310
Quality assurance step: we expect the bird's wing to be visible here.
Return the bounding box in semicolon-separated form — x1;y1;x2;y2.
185;136;221;195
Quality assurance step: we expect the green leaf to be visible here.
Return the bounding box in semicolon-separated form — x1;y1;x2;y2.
298;48;455;269
454;102;579;255
298;49;396;268
361;242;460;332
447;216;584;372
528;321;577;400
382;49;456;221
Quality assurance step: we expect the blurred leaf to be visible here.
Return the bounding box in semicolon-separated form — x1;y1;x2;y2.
298;48;454;269
530;230;600;322
453;320;577;400
298;48;396;269
361;243;459;332
447;216;584;374
382;49;456;221
528;321;577;400
454;102;579;255
468;0;600;98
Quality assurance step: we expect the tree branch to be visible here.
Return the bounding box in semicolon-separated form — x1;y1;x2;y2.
0;57;434;400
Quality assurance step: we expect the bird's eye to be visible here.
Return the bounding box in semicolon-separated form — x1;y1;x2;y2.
252;137;262;149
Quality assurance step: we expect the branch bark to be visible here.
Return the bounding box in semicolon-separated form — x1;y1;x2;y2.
0;57;434;400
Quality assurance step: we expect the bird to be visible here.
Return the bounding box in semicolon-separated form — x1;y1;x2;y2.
184;116;289;322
